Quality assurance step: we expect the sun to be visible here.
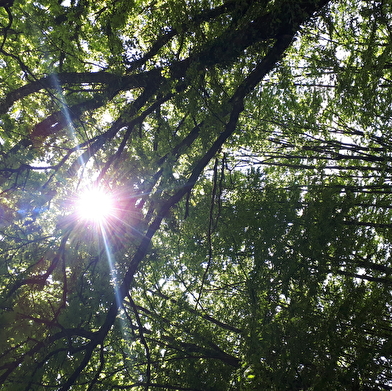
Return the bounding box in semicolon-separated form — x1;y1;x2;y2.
75;187;115;224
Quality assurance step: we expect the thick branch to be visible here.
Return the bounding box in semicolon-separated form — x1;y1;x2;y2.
94;34;294;377
0;70;160;115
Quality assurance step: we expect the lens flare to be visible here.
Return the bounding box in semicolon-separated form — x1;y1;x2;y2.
76;187;114;223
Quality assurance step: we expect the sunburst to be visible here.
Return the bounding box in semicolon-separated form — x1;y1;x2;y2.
75;187;115;224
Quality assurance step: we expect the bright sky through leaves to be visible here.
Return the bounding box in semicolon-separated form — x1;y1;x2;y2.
76;188;115;223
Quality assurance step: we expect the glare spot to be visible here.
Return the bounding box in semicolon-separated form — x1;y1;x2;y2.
76;187;114;223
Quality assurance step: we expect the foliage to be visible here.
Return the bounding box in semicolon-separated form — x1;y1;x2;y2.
1;0;392;390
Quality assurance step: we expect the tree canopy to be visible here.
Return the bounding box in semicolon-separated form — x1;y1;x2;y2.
1;0;392;389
